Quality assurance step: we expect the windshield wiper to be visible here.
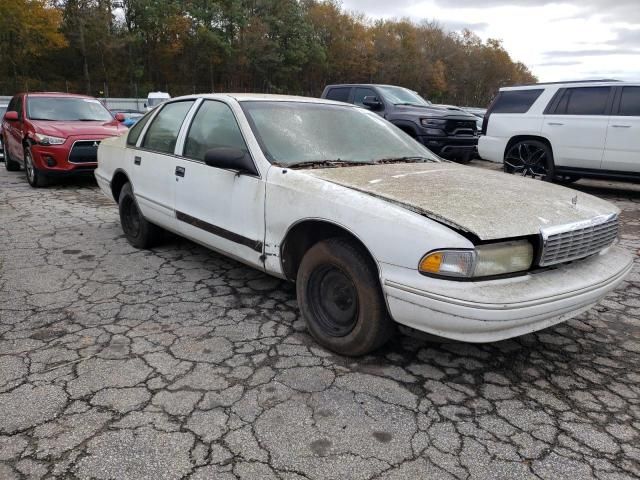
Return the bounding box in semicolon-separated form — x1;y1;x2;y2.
283;159;375;169
374;156;436;164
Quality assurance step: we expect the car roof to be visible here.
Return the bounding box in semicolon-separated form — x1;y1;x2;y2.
168;93;355;107
324;84;408;89
501;81;640;91
18;92;98;99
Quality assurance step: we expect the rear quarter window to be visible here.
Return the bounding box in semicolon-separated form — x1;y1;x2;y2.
491;89;544;114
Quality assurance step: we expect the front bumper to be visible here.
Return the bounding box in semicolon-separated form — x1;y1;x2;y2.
418;135;478;160
382;246;633;342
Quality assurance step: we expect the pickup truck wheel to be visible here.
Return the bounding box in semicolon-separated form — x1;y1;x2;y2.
297;237;394;356
3;137;20;171
503;140;554;181
24;147;48;187
118;182;161;249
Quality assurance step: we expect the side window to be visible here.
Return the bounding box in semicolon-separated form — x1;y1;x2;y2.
126;112;153;146
491;89;543;114
618;87;640;116
325;87;351;103
142;101;194;154
184;101;247;161
353;88;379;107
558;87;611;116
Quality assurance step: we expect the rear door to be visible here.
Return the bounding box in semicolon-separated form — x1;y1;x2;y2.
601;86;640;173
130;100;196;232
542;86;613;169
173;99;266;269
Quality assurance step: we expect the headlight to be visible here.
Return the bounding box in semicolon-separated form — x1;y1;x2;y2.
419;240;533;279
420;118;447;127
35;133;66;145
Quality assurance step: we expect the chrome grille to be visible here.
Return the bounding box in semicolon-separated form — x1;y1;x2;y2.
539;214;618;267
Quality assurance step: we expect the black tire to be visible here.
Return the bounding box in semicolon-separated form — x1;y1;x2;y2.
503;139;555;181
24;146;48;187
3;136;20;171
296;237;394;356
118;182;161;249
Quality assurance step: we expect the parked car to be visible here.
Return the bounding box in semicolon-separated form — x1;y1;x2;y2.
95;94;632;356
321;84;479;162
2;92;127;187
479;80;640;182
463;107;487;131
0;103;7;161
145;91;171;111
111;109;145;127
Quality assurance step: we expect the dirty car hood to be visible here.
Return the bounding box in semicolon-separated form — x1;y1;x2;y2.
305;163;619;240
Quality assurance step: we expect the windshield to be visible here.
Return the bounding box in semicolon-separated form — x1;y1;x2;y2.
377;86;431;107
27;97;113;122
242;101;438;166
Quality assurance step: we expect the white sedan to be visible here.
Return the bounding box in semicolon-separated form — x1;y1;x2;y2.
95;94;633;356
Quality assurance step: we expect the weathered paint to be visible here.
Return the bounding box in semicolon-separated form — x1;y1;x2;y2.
306;162;619;240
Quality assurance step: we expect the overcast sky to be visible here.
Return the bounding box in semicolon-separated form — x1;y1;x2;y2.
341;0;640;82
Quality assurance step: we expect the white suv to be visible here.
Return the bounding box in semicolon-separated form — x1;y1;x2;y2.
478;81;640;182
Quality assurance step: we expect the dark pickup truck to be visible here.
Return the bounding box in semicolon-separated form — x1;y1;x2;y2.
321;84;478;162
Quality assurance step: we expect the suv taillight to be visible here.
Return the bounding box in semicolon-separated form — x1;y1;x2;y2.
481;94;501;135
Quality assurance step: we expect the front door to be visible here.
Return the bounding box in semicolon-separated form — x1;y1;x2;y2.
602;86;640;173
174;100;265;269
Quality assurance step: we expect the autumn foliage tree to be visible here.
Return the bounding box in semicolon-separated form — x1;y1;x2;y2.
0;0;537;107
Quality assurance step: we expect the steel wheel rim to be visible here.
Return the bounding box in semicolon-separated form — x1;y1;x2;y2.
122;197;141;238
25;151;35;182
504;143;548;179
308;265;359;337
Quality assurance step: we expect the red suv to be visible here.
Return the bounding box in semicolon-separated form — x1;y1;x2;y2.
2;92;127;187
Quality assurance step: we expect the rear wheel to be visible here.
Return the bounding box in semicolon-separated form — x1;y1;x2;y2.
24;146;48;187
3;136;20;171
118;182;162;248
296;237;394;356
503;140;554;181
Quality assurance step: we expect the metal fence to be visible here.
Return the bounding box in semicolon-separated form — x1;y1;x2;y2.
0;95;148;112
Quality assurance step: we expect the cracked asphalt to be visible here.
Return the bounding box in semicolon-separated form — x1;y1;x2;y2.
1;163;639;480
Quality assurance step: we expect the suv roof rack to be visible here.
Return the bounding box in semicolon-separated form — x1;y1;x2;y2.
511;79;620;87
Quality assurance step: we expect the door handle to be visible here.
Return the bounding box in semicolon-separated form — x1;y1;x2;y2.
175;166;185;177
134;156;141;165
611;124;631;128
547;122;564;126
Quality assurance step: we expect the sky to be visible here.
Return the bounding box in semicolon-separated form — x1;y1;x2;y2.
340;0;640;82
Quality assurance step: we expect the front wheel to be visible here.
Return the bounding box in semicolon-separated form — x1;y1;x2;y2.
24;146;48;187
296;237;394;356
118;182;162;249
503;140;554;181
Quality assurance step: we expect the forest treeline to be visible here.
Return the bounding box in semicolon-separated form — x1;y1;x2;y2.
0;0;537;106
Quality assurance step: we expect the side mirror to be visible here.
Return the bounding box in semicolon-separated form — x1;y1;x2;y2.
204;147;257;176
362;96;382;110
4;111;19;121
115;113;126;122
143;103;147;108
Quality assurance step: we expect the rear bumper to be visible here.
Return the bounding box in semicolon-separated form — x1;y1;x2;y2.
382;246;633;342
478;135;506;163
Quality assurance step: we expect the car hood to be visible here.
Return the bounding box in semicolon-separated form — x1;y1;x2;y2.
305;163;619;240
31;120;125;138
